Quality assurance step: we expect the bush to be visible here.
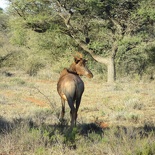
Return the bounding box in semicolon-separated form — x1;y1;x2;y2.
26;60;45;76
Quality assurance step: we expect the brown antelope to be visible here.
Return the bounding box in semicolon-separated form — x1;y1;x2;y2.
57;53;93;126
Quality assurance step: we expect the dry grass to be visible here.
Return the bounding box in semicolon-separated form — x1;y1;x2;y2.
0;68;155;155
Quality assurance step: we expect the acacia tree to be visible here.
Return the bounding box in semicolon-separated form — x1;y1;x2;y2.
8;0;155;82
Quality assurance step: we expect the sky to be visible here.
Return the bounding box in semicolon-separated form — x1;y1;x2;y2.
0;0;9;10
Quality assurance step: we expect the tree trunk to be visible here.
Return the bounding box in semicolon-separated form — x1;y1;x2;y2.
107;42;118;83
77;40;117;83
91;55;116;83
107;57;115;83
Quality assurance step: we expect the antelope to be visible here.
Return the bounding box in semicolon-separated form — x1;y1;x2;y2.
57;53;93;126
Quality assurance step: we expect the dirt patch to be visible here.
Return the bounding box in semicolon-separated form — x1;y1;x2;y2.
25;97;50;107
4;91;15;97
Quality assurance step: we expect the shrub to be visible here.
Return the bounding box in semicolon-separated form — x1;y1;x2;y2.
26;59;45;76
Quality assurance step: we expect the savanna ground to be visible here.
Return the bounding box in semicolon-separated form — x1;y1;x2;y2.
0;68;155;155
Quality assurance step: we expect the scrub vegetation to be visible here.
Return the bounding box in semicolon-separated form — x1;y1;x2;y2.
0;0;155;154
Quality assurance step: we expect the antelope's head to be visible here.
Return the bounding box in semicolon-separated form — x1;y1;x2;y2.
70;52;93;78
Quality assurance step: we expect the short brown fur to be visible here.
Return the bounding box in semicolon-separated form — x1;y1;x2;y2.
57;53;93;126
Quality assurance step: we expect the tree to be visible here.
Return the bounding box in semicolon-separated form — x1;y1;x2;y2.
7;0;155;82
8;0;73;60
0;9;15;67
52;0;155;82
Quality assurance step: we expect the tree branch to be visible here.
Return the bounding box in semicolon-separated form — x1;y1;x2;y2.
55;0;110;66
56;1;71;28
75;38;110;65
108;17;123;37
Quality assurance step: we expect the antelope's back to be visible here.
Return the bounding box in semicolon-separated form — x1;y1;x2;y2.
57;72;84;100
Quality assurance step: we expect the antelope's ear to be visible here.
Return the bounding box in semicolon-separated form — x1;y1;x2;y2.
74;57;81;64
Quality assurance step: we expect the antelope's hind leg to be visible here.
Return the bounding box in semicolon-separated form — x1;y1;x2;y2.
67;98;76;126
75;96;82;126
60;98;65;122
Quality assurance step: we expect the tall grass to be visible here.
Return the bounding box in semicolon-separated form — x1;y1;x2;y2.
0;116;155;155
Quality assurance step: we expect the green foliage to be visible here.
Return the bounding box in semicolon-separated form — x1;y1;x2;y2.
137;0;155;20
26;58;45;76
0;0;154;80
0;12;8;32
35;147;46;155
116;35;149;77
147;46;155;65
0;49;24;68
135;142;155;155
9;18;27;46
64;127;78;143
